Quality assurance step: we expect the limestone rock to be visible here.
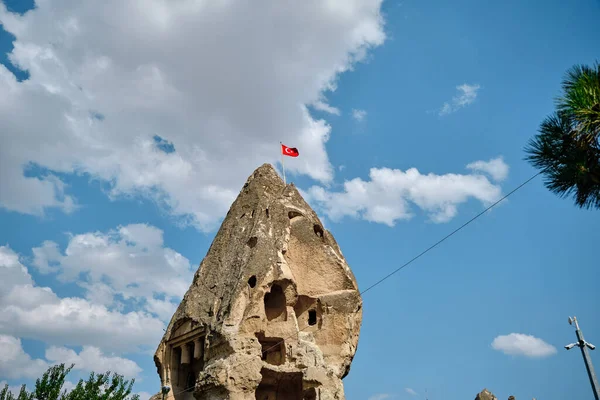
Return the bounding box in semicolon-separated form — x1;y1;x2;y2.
475;389;498;400
153;164;362;399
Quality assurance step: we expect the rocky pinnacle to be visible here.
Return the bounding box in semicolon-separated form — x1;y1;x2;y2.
153;163;362;400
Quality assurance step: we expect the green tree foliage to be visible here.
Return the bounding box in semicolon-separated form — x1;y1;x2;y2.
0;384;33;400
525;61;600;209
0;364;140;400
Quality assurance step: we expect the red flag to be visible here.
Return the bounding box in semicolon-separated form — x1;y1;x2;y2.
281;144;299;157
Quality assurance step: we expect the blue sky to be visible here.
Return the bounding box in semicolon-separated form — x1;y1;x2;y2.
0;0;599;399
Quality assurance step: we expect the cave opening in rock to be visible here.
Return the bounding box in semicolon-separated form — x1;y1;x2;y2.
293;296;319;329
167;338;205;400
247;236;258;248
256;333;285;366
264;284;286;321
255;368;303;400
303;388;317;400
288;210;302;220
313;224;324;238
248;275;257;288
169;346;181;387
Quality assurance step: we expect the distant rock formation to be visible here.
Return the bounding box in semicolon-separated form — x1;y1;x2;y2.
475;389;498;400
152;163;362;399
475;389;518;400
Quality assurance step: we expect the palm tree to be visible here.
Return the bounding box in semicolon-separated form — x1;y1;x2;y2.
525;61;600;209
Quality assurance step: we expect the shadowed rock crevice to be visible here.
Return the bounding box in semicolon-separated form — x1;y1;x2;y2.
153;163;362;399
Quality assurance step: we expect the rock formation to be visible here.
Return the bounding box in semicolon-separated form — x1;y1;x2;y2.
474;389;517;400
475;389;498;400
152;164;362;400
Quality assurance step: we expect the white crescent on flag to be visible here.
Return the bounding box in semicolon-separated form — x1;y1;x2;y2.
281;144;299;157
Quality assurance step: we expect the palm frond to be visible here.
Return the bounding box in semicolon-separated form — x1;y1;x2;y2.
557;61;600;139
525;112;600;209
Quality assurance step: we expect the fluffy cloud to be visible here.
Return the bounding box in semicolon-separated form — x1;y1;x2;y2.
307;157;507;226
439;83;481;116
45;346;142;378
313;97;341;116
352;108;367;122
0;0;386;231
61;381;78;394
0;334;141;381
467;157;509;182
145;298;179;322
405;388;417;396
0;245;164;352
491;333;557;358
32;223;194;318
0;335;48;380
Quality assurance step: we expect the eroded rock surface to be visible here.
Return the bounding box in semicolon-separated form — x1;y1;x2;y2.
475;389;498;400
153;164;362;400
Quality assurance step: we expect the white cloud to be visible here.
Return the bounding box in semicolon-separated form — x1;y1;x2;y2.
352;108;367;122
61;381;78;394
145;298;179;322
45;346;142;378
491;333;557;358
369;394;392;400
0;164;78;216
0;0;386;231
0;333;141;382
307;157;506;226
32;223;193;319
0;245;164;352
0;335;48;379
439;83;481;116
312;98;341;116
405;388;417;396
467;157;509;182
0;335;142;393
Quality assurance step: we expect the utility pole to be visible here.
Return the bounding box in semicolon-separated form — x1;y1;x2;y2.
565;316;600;400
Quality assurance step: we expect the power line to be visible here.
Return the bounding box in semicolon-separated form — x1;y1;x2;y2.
360;170;542;295
170;171;542;396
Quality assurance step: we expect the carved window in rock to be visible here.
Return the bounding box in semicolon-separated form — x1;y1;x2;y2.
288;210;303;220
256;334;285;366
169;341;203;395
264;284;286;321
255;369;303;400
313;224;324;238
303;388;318;400
293;295;320;329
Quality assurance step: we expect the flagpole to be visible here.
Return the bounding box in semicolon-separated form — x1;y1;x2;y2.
280;142;286;185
